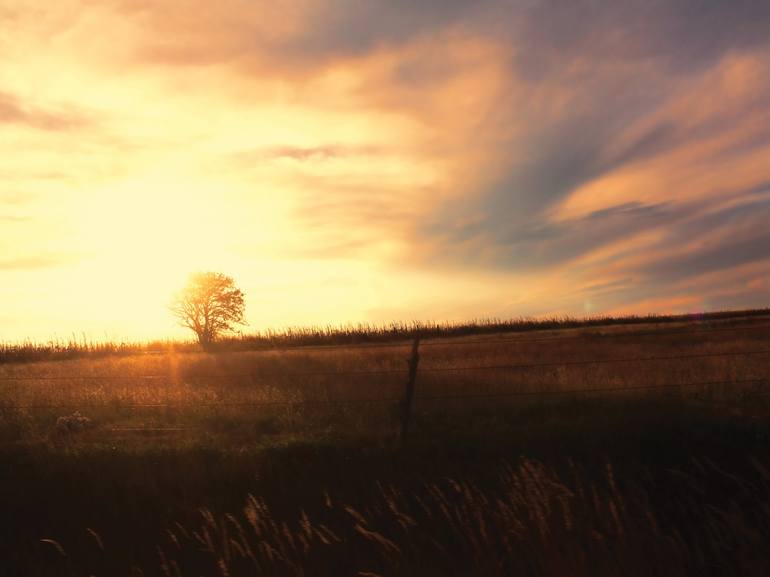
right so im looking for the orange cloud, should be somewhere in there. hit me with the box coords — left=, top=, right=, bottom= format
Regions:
left=2, top=0, right=770, bottom=341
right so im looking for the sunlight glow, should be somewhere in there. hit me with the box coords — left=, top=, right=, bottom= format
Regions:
left=2, top=1, right=769, bottom=342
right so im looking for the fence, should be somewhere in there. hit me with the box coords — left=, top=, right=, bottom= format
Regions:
left=1, top=321, right=769, bottom=442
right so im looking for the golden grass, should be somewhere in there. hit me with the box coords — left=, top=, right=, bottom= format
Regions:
left=1, top=313, right=769, bottom=446
left=3, top=312, right=770, bottom=576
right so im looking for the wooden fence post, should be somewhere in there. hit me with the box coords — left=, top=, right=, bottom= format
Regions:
left=400, top=337, right=421, bottom=446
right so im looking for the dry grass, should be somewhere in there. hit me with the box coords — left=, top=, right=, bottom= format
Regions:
left=2, top=311, right=770, bottom=576
left=3, top=307, right=769, bottom=364
left=25, top=454, right=770, bottom=577
left=1, top=311, right=769, bottom=446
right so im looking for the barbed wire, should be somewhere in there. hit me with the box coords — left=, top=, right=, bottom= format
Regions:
left=415, top=377, right=768, bottom=400
left=418, top=348, right=770, bottom=373
left=3, top=376, right=766, bottom=410
left=6, top=397, right=401, bottom=410
left=0, top=368, right=405, bottom=382
left=2, top=347, right=770, bottom=382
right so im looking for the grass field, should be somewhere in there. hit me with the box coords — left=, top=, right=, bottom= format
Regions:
left=2, top=310, right=770, bottom=576
left=4, top=308, right=769, bottom=364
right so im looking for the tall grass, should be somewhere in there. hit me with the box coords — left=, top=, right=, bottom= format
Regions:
left=24, top=453, right=770, bottom=576
left=3, top=307, right=769, bottom=364
left=2, top=311, right=770, bottom=576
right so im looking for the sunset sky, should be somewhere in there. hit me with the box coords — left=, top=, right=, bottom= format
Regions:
left=2, top=0, right=770, bottom=342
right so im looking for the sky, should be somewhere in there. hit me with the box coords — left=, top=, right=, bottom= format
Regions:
left=1, top=0, right=770, bottom=342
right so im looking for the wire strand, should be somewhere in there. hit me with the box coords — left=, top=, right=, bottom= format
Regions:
left=6, top=377, right=766, bottom=410
left=3, top=347, right=770, bottom=382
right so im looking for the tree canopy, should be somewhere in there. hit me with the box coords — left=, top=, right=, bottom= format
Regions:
left=170, top=272, right=245, bottom=348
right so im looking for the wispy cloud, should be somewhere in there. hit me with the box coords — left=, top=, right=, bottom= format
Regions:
left=0, top=255, right=69, bottom=270
left=0, top=90, right=91, bottom=132
left=232, top=144, right=384, bottom=163
left=0, top=214, right=31, bottom=222
left=1, top=0, right=770, bottom=340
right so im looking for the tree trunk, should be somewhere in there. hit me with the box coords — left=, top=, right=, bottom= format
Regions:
left=197, top=331, right=213, bottom=351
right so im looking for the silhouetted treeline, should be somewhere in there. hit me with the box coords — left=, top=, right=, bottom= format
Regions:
left=2, top=307, right=769, bottom=364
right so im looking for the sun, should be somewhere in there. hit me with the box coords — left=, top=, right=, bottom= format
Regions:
left=70, top=170, right=237, bottom=338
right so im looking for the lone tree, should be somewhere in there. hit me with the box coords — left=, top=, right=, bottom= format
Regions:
left=170, top=272, right=245, bottom=348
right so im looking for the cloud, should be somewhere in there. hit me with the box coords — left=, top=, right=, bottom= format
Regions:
left=423, top=201, right=677, bottom=272
left=642, top=197, right=770, bottom=283
left=233, top=144, right=384, bottom=163
left=0, top=255, right=67, bottom=270
left=0, top=191, right=36, bottom=206
left=385, top=3, right=770, bottom=318
left=485, top=0, right=770, bottom=82
left=3, top=0, right=770, bottom=334
left=0, top=90, right=91, bottom=132
left=0, top=214, right=31, bottom=223
left=111, top=0, right=770, bottom=79
left=112, top=0, right=478, bottom=71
